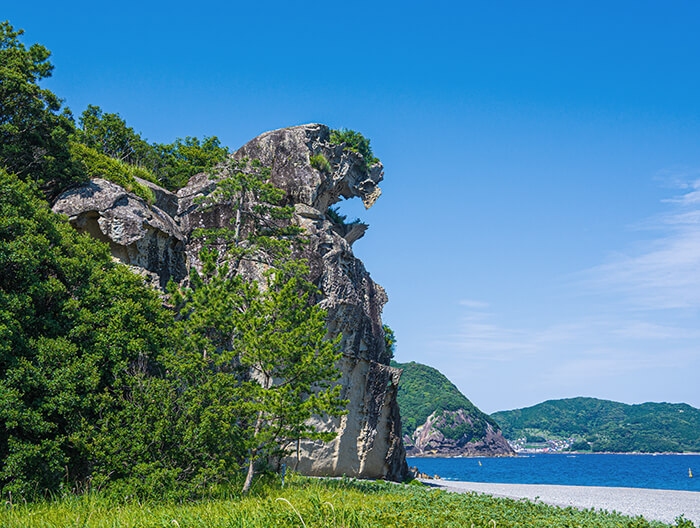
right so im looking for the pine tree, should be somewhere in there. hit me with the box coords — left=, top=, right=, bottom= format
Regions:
left=171, top=159, right=347, bottom=494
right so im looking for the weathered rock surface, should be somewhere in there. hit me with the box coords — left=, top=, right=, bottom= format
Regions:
left=404, top=409, right=515, bottom=457
left=52, top=124, right=409, bottom=481
left=53, top=178, right=186, bottom=289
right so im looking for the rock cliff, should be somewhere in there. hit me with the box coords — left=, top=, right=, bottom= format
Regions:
left=53, top=124, right=409, bottom=481
left=392, top=360, right=515, bottom=457
left=404, top=409, right=514, bottom=457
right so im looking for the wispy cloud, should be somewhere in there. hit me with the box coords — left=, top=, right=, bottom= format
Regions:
left=458, top=299, right=490, bottom=308
left=427, top=175, right=700, bottom=411
left=582, top=175, right=700, bottom=309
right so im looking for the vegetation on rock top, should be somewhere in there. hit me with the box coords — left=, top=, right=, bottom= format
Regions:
left=77, top=104, right=230, bottom=192
left=68, top=141, right=157, bottom=202
left=330, top=128, right=380, bottom=169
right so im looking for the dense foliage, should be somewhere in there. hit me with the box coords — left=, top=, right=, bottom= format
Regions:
left=0, top=170, right=173, bottom=495
left=0, top=22, right=228, bottom=198
left=2, top=474, right=688, bottom=528
left=77, top=105, right=230, bottom=191
left=0, top=164, right=346, bottom=498
left=77, top=105, right=152, bottom=164
left=0, top=22, right=82, bottom=197
left=491, top=397, right=700, bottom=453
left=330, top=128, right=379, bottom=169
left=391, top=361, right=496, bottom=437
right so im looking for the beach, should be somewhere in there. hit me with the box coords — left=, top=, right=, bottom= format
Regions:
left=420, top=479, right=700, bottom=525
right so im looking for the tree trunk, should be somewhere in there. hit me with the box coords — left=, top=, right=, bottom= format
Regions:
left=242, top=455, right=255, bottom=494
left=233, top=203, right=242, bottom=244
left=242, top=409, right=264, bottom=494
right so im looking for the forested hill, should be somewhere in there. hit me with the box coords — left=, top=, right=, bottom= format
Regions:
left=391, top=361, right=496, bottom=437
left=491, top=397, right=700, bottom=453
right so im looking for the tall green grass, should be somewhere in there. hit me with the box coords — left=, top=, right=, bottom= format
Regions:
left=69, top=141, right=157, bottom=203
left=1, top=474, right=687, bottom=528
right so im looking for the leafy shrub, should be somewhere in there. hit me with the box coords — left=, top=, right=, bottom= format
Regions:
left=310, top=153, right=331, bottom=173
left=149, top=135, right=229, bottom=191
left=329, top=128, right=379, bottom=168
left=77, top=105, right=152, bottom=165
left=0, top=170, right=172, bottom=497
left=77, top=106, right=229, bottom=191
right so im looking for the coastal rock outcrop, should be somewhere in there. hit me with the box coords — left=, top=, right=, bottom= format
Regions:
left=393, top=360, right=515, bottom=457
left=52, top=124, right=409, bottom=481
left=404, top=409, right=515, bottom=457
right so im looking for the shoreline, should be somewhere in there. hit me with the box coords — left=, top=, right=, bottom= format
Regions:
left=420, top=479, right=700, bottom=525
left=407, top=451, right=700, bottom=458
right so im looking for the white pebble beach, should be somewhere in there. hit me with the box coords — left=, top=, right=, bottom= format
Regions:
left=420, top=479, right=700, bottom=525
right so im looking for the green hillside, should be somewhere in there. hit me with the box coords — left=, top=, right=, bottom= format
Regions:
left=391, top=360, right=496, bottom=437
left=491, top=397, right=700, bottom=453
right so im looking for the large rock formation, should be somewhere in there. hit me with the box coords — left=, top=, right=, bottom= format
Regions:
left=52, top=177, right=186, bottom=289
left=404, top=409, right=515, bottom=457
left=52, top=124, right=409, bottom=481
left=393, top=360, right=514, bottom=457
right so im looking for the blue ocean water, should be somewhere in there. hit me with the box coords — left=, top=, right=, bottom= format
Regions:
left=408, top=454, right=700, bottom=492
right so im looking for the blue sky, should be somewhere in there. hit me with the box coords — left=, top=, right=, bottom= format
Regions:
left=7, top=1, right=700, bottom=412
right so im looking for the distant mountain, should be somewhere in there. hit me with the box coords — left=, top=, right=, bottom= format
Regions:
left=392, top=361, right=513, bottom=456
left=491, top=397, right=700, bottom=453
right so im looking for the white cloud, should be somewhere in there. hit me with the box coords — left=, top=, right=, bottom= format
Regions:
left=428, top=175, right=700, bottom=411
left=582, top=177, right=700, bottom=309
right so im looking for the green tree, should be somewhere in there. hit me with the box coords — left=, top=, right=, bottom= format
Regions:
left=172, top=160, right=346, bottom=494
left=151, top=136, right=229, bottom=191
left=76, top=105, right=229, bottom=191
left=329, top=128, right=379, bottom=169
left=0, top=169, right=171, bottom=496
left=77, top=105, right=152, bottom=165
left=0, top=22, right=82, bottom=196
left=383, top=324, right=396, bottom=360
left=192, top=157, right=304, bottom=270
left=237, top=262, right=344, bottom=493
left=79, top=248, right=249, bottom=499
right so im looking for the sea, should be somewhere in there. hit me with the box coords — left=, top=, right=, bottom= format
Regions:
left=408, top=453, right=700, bottom=492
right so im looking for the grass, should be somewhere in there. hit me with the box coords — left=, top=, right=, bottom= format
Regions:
left=0, top=474, right=688, bottom=528
left=69, top=141, right=157, bottom=203
left=309, top=153, right=332, bottom=174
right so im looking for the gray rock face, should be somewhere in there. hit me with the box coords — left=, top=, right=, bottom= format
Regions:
left=53, top=178, right=186, bottom=289
left=234, top=123, right=383, bottom=211
left=51, top=124, right=409, bottom=482
left=404, top=409, right=515, bottom=457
